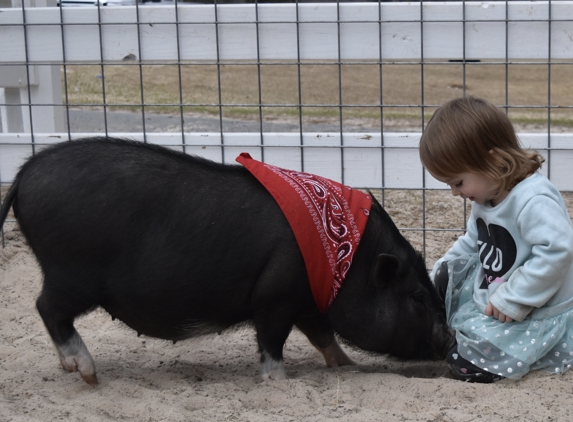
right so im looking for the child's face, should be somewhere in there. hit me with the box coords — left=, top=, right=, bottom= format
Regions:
left=430, top=171, right=504, bottom=206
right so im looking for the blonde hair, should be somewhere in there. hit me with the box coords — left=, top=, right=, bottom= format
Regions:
left=419, top=96, right=544, bottom=197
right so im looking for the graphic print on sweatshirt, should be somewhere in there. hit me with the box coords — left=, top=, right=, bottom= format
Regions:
left=477, top=218, right=517, bottom=289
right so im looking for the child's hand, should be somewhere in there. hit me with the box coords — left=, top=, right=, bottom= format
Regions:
left=485, top=302, right=513, bottom=323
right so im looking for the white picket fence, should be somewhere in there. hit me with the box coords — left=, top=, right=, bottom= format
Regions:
left=1, top=1, right=573, bottom=190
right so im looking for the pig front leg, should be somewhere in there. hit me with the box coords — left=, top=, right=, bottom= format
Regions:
left=295, top=315, right=355, bottom=367
left=256, top=314, right=354, bottom=380
left=254, top=314, right=292, bottom=380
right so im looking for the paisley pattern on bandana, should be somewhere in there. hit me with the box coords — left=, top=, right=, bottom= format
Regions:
left=236, top=153, right=372, bottom=313
left=267, top=164, right=367, bottom=306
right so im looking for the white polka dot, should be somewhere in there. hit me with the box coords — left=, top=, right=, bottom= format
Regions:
left=507, top=368, right=513, bottom=373
left=563, top=343, right=568, bottom=348
left=500, top=351, right=505, bottom=356
left=531, top=339, right=536, bottom=344
left=517, top=362, right=523, bottom=367
left=504, top=330, right=510, bottom=335
left=555, top=352, right=560, bottom=357
left=526, top=331, right=530, bottom=336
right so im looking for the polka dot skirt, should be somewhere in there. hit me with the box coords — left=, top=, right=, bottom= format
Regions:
left=443, top=255, right=573, bottom=379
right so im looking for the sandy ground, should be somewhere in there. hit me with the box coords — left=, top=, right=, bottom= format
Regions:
left=2, top=189, right=573, bottom=422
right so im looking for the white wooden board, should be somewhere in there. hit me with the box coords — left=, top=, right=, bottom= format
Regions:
left=1, top=132, right=571, bottom=190
left=1, top=2, right=573, bottom=63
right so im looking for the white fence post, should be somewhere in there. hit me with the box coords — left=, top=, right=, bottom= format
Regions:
left=0, top=88, right=25, bottom=132
left=0, top=0, right=66, bottom=134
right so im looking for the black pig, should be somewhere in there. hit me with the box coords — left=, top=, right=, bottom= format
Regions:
left=0, top=137, right=453, bottom=385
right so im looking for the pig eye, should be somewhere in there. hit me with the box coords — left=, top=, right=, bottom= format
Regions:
left=411, top=293, right=426, bottom=307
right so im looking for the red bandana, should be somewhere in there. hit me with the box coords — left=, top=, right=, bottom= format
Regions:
left=236, top=153, right=372, bottom=313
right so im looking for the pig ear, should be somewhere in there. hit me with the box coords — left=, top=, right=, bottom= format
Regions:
left=374, top=253, right=401, bottom=286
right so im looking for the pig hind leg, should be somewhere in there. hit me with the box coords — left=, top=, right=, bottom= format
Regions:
left=36, top=285, right=98, bottom=386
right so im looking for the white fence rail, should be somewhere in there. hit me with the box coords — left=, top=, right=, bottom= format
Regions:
left=1, top=2, right=572, bottom=189
left=2, top=2, right=573, bottom=62
left=2, top=132, right=573, bottom=190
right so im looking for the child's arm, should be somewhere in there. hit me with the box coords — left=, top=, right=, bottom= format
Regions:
left=488, top=196, right=573, bottom=321
left=430, top=209, right=479, bottom=280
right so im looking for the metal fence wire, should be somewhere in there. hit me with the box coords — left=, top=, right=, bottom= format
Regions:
left=1, top=0, right=572, bottom=266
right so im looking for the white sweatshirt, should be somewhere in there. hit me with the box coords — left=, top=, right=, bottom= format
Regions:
left=431, top=171, right=573, bottom=321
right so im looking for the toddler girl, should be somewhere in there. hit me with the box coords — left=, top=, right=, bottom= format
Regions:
left=420, top=96, right=573, bottom=383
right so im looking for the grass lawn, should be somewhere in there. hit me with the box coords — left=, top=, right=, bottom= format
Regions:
left=62, top=60, right=573, bottom=129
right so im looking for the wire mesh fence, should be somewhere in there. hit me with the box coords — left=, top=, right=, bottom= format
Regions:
left=1, top=1, right=573, bottom=264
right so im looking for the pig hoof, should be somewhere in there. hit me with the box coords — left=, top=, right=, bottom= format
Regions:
left=261, top=353, right=287, bottom=380
left=81, top=372, right=99, bottom=386
left=261, top=368, right=287, bottom=381
left=56, top=336, right=97, bottom=385
left=60, top=354, right=98, bottom=385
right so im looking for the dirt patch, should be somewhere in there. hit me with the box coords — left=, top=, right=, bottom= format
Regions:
left=2, top=188, right=573, bottom=421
